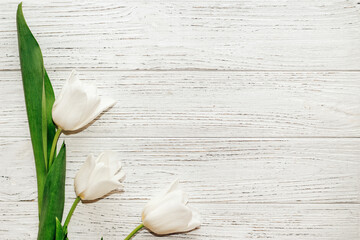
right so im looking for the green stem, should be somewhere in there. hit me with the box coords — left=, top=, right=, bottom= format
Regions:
left=48, top=128, right=62, bottom=168
left=124, top=223, right=144, bottom=240
left=63, top=196, right=81, bottom=229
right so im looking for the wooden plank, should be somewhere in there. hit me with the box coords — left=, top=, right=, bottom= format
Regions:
left=1, top=137, right=359, bottom=203
left=0, top=201, right=358, bottom=239
left=2, top=1, right=359, bottom=239
left=1, top=70, right=359, bottom=137
left=1, top=0, right=360, bottom=70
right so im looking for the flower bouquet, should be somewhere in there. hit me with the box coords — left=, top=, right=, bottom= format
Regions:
left=16, top=3, right=200, bottom=239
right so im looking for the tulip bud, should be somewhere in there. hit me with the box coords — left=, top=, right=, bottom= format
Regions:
left=74, top=152, right=125, bottom=201
left=52, top=70, right=116, bottom=131
left=141, top=180, right=201, bottom=235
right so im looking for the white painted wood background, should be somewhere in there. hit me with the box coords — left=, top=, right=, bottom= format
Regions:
left=1, top=0, right=359, bottom=239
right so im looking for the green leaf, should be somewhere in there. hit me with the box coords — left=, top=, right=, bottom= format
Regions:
left=55, top=218, right=65, bottom=240
left=44, top=70, right=56, bottom=162
left=38, top=143, right=66, bottom=240
left=16, top=3, right=56, bottom=216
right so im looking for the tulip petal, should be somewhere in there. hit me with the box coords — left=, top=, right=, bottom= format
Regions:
left=141, top=179, right=200, bottom=235
left=55, top=70, right=76, bottom=103
left=74, top=154, right=95, bottom=196
left=52, top=72, right=89, bottom=130
left=96, top=151, right=111, bottom=165
left=81, top=179, right=122, bottom=201
left=143, top=202, right=193, bottom=235
left=78, top=84, right=100, bottom=126
left=166, top=189, right=189, bottom=204
left=74, top=151, right=125, bottom=201
left=87, top=163, right=112, bottom=185
left=142, top=183, right=186, bottom=222
left=73, top=96, right=116, bottom=131
left=52, top=70, right=116, bottom=131
left=184, top=209, right=201, bottom=232
left=97, top=152, right=122, bottom=176
left=166, top=179, right=180, bottom=194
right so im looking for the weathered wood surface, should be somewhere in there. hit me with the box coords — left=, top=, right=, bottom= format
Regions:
left=1, top=0, right=360, bottom=70
left=1, top=137, right=359, bottom=203
left=1, top=202, right=359, bottom=239
left=1, top=0, right=359, bottom=239
left=1, top=70, right=360, bottom=138
left=0, top=137, right=359, bottom=238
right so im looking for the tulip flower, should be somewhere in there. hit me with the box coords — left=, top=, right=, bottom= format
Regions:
left=124, top=180, right=201, bottom=240
left=52, top=69, right=116, bottom=132
left=63, top=152, right=125, bottom=229
left=74, top=152, right=125, bottom=201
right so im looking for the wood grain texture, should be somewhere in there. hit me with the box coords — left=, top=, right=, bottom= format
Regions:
left=0, top=202, right=359, bottom=240
left=1, top=137, right=359, bottom=203
left=1, top=70, right=360, bottom=138
left=1, top=0, right=360, bottom=70
left=1, top=0, right=360, bottom=239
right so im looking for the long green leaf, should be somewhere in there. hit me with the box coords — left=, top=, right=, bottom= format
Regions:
left=17, top=2, right=46, bottom=214
left=16, top=3, right=57, bottom=216
left=44, top=70, right=56, bottom=162
left=55, top=218, right=66, bottom=240
left=38, top=143, right=67, bottom=240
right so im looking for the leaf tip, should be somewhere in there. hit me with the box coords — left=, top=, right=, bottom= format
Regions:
left=16, top=2, right=24, bottom=29
left=17, top=2, right=23, bottom=15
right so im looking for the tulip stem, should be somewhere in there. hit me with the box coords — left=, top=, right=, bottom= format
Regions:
left=63, top=196, right=81, bottom=229
left=48, top=128, right=62, bottom=169
left=124, top=223, right=144, bottom=240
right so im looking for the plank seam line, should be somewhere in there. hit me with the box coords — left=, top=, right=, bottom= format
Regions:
left=1, top=136, right=360, bottom=139
left=3, top=69, right=360, bottom=73
left=2, top=201, right=359, bottom=205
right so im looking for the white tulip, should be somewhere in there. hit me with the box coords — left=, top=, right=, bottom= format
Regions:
left=74, top=152, right=125, bottom=201
left=52, top=70, right=116, bottom=131
left=141, top=180, right=201, bottom=235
